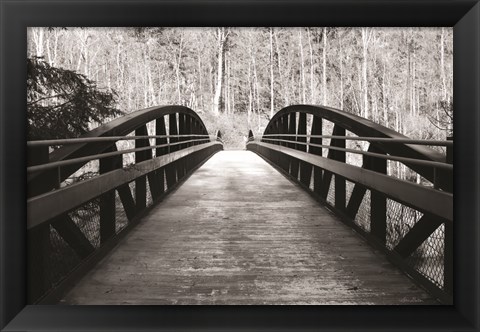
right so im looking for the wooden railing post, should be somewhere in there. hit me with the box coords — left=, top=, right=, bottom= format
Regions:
left=288, top=112, right=297, bottom=150
left=310, top=116, right=323, bottom=197
left=27, top=224, right=50, bottom=303
left=332, top=125, right=346, bottom=211
left=288, top=112, right=299, bottom=178
left=27, top=144, right=51, bottom=302
left=368, top=145, right=387, bottom=244
left=280, top=115, right=290, bottom=172
left=177, top=113, right=186, bottom=180
left=444, top=136, right=453, bottom=293
left=27, top=145, right=50, bottom=197
left=298, top=113, right=311, bottom=187
left=154, top=116, right=168, bottom=197
left=169, top=113, right=179, bottom=152
left=185, top=115, right=192, bottom=148
left=166, top=113, right=179, bottom=188
left=273, top=120, right=279, bottom=146
left=281, top=114, right=288, bottom=147
left=135, top=126, right=150, bottom=212
left=100, top=144, right=120, bottom=243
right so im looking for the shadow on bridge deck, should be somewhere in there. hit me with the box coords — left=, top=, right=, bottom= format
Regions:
left=61, top=150, right=436, bottom=305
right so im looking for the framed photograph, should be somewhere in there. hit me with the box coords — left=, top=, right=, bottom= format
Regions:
left=1, top=0, right=479, bottom=331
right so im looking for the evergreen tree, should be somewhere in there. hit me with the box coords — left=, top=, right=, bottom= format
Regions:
left=27, top=57, right=122, bottom=140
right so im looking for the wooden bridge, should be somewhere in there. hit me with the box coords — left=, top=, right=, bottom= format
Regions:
left=26, top=105, right=453, bottom=305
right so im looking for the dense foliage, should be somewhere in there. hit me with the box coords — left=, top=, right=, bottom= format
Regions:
left=27, top=57, right=121, bottom=140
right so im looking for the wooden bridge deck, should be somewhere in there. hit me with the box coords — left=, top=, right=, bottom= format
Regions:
left=61, top=150, right=435, bottom=305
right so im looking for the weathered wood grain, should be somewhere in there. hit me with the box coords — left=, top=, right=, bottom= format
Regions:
left=61, top=151, right=435, bottom=305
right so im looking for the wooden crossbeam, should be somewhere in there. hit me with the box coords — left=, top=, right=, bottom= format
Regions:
left=51, top=215, right=95, bottom=258
left=393, top=214, right=443, bottom=258
left=116, top=184, right=136, bottom=221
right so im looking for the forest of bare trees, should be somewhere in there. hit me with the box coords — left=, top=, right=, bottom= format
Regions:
left=27, top=27, right=453, bottom=148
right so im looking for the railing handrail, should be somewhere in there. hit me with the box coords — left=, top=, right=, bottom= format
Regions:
left=27, top=138, right=212, bottom=174
left=260, top=104, right=450, bottom=187
left=27, top=105, right=211, bottom=197
left=27, top=134, right=211, bottom=147
left=260, top=134, right=453, bottom=147
left=27, top=142, right=221, bottom=229
left=258, top=138, right=453, bottom=171
left=252, top=141, right=452, bottom=222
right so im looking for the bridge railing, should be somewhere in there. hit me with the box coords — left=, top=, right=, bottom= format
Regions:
left=247, top=105, right=453, bottom=304
left=26, top=105, right=223, bottom=304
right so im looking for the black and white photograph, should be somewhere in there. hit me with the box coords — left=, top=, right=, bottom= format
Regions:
left=25, top=26, right=454, bottom=306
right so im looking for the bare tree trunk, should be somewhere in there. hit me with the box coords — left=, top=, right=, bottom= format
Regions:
left=412, top=46, right=416, bottom=117
left=322, top=28, right=327, bottom=106
left=225, top=51, right=231, bottom=114
left=269, top=28, right=275, bottom=119
left=33, top=28, right=45, bottom=58
left=339, top=31, right=344, bottom=110
left=273, top=30, right=289, bottom=107
left=197, top=53, right=203, bottom=111
left=382, top=62, right=388, bottom=125
left=173, top=35, right=184, bottom=105
left=213, top=27, right=229, bottom=115
left=250, top=46, right=260, bottom=117
left=406, top=29, right=412, bottom=116
left=307, top=28, right=315, bottom=104
left=361, top=27, right=371, bottom=119
left=247, top=62, right=253, bottom=126
left=298, top=29, right=306, bottom=104
left=440, top=27, right=447, bottom=101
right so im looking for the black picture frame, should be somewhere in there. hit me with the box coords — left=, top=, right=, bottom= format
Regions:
left=1, top=0, right=479, bottom=331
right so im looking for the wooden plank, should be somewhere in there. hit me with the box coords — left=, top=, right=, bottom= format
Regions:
left=61, top=151, right=434, bottom=305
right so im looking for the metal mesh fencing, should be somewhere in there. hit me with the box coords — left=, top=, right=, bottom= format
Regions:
left=326, top=174, right=335, bottom=206
left=48, top=226, right=81, bottom=288
left=386, top=199, right=422, bottom=249
left=354, top=189, right=371, bottom=232
left=115, top=191, right=129, bottom=234
left=69, top=198, right=101, bottom=249
left=406, top=224, right=445, bottom=288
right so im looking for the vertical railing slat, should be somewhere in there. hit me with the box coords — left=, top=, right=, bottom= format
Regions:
left=332, top=125, right=346, bottom=211
left=135, top=125, right=150, bottom=211
left=166, top=113, right=179, bottom=188
left=298, top=113, right=311, bottom=187
left=310, top=115, right=323, bottom=196
left=100, top=144, right=120, bottom=243
left=368, top=144, right=387, bottom=245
